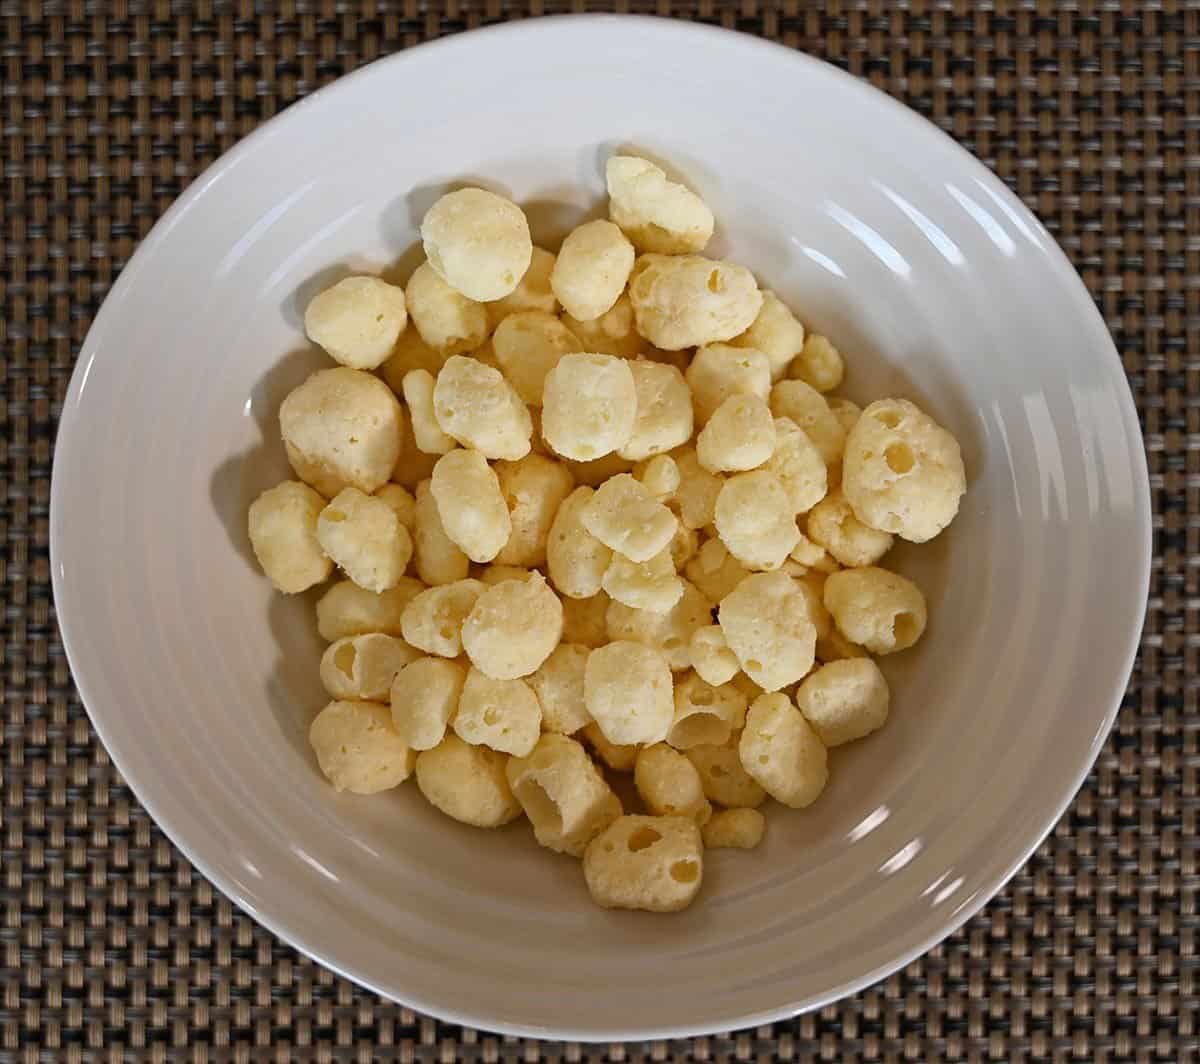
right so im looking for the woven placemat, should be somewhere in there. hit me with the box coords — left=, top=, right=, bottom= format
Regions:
left=1, top=1, right=1195, bottom=1060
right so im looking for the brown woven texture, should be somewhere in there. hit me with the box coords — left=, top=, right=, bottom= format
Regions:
left=0, top=0, right=1195, bottom=1060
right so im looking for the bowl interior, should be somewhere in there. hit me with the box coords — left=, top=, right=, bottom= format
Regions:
left=51, top=17, right=1149, bottom=1040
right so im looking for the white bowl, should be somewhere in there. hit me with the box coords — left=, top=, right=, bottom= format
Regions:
left=51, top=16, right=1150, bottom=1041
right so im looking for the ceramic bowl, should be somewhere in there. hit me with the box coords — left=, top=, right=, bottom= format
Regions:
left=51, top=16, right=1151, bottom=1040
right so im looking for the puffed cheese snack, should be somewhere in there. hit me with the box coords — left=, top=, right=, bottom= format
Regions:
left=421, top=187, right=533, bottom=302
left=795, top=658, right=890, bottom=747
left=685, top=739, right=766, bottom=809
left=406, top=261, right=489, bottom=355
left=547, top=486, right=613, bottom=599
left=602, top=548, right=683, bottom=614
left=432, top=355, right=532, bottom=462
left=491, top=310, right=582, bottom=407
left=401, top=369, right=456, bottom=455
left=685, top=343, right=772, bottom=426
left=304, top=275, right=408, bottom=370
left=629, top=254, right=762, bottom=351
left=415, top=734, right=522, bottom=828
left=584, top=641, right=674, bottom=746
left=605, top=156, right=715, bottom=255
left=635, top=744, right=711, bottom=825
left=400, top=578, right=485, bottom=658
left=730, top=290, right=806, bottom=381
left=739, top=692, right=829, bottom=809
left=696, top=394, right=777, bottom=473
left=390, top=656, right=467, bottom=750
left=684, top=537, right=750, bottom=604
left=542, top=353, right=638, bottom=461
left=713, top=470, right=801, bottom=571
left=527, top=643, right=592, bottom=734
left=806, top=488, right=894, bottom=567
left=454, top=667, right=542, bottom=757
left=618, top=361, right=694, bottom=462
left=280, top=367, right=404, bottom=496
left=605, top=580, right=710, bottom=671
left=461, top=572, right=563, bottom=679
left=688, top=625, right=740, bottom=687
left=582, top=721, right=639, bottom=772
left=375, top=483, right=416, bottom=530
left=670, top=447, right=723, bottom=531
left=667, top=672, right=749, bottom=749
left=769, top=379, right=846, bottom=468
left=767, top=417, right=828, bottom=515
left=389, top=413, right=440, bottom=489
left=507, top=734, right=622, bottom=856
left=581, top=473, right=678, bottom=563
left=827, top=396, right=863, bottom=435
left=583, top=815, right=703, bottom=912
left=430, top=449, right=511, bottom=563
left=841, top=398, right=966, bottom=543
left=413, top=480, right=470, bottom=586
left=634, top=454, right=680, bottom=499
left=702, top=808, right=766, bottom=850
left=493, top=454, right=575, bottom=568
left=789, top=333, right=845, bottom=393
left=320, top=633, right=419, bottom=702
left=550, top=219, right=636, bottom=321
left=485, top=246, right=557, bottom=329
left=315, top=577, right=424, bottom=641
left=381, top=327, right=449, bottom=393
left=561, top=294, right=643, bottom=359
left=823, top=566, right=927, bottom=654
left=718, top=571, right=817, bottom=692
left=309, top=700, right=416, bottom=794
left=317, top=487, right=413, bottom=593
left=248, top=481, right=333, bottom=593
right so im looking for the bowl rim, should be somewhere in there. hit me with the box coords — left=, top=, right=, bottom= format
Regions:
left=50, top=13, right=1153, bottom=1040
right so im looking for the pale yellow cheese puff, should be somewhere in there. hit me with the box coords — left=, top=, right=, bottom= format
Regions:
left=635, top=744, right=712, bottom=825
left=550, top=219, right=636, bottom=322
left=696, top=394, right=777, bottom=474
left=493, top=454, right=575, bottom=568
left=304, top=275, right=408, bottom=370
left=581, top=473, right=678, bottom=564
left=605, top=579, right=711, bottom=672
left=399, top=578, right=486, bottom=658
left=309, top=700, right=416, bottom=794
left=718, top=571, right=817, bottom=692
left=390, top=657, right=467, bottom=751
left=629, top=254, right=762, bottom=351
left=582, top=815, right=703, bottom=912
left=484, top=247, right=557, bottom=330
left=401, top=369, right=456, bottom=455
left=605, top=155, right=714, bottom=255
left=454, top=667, right=542, bottom=757
left=702, top=808, right=765, bottom=850
left=415, top=734, right=522, bottom=828
left=684, top=738, right=767, bottom=809
left=420, top=187, right=532, bottom=302
left=684, top=537, right=750, bottom=604
left=317, top=487, right=413, bottom=593
left=769, top=379, right=846, bottom=468
left=687, top=625, right=740, bottom=687
left=247, top=480, right=333, bottom=594
left=619, top=361, right=694, bottom=462
left=739, top=692, right=828, bottom=809
left=666, top=671, right=750, bottom=751
left=315, top=577, right=425, bottom=641
left=406, top=261, right=489, bottom=355
left=729, top=290, right=806, bottom=381
left=432, top=355, right=532, bottom=462
left=602, top=547, right=683, bottom=614
left=670, top=447, right=723, bottom=531
left=542, top=353, right=638, bottom=462
left=685, top=343, right=772, bottom=426
left=562, top=293, right=644, bottom=359
left=527, top=643, right=592, bottom=735
left=713, top=470, right=801, bottom=571
left=823, top=566, right=927, bottom=654
left=413, top=480, right=470, bottom=586
left=547, top=486, right=614, bottom=600
left=491, top=310, right=583, bottom=407
left=767, top=417, right=828, bottom=515
left=806, top=488, right=894, bottom=568
left=461, top=572, right=563, bottom=680
left=789, top=333, right=845, bottom=393
left=320, top=633, right=419, bottom=702
left=584, top=640, right=674, bottom=746
left=795, top=658, right=890, bottom=747
left=430, top=449, right=512, bottom=564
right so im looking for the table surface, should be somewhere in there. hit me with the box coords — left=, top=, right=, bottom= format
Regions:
left=1, top=1, right=1196, bottom=1061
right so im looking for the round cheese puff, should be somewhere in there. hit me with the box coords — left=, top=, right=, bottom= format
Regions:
left=602, top=548, right=683, bottom=614
left=685, top=343, right=772, bottom=426
left=283, top=442, right=347, bottom=500
left=375, top=483, right=416, bottom=531
left=550, top=219, right=636, bottom=322
left=527, top=643, right=592, bottom=735
left=390, top=415, right=440, bottom=489
left=454, top=667, right=542, bottom=757
left=317, top=487, right=413, bottom=593
left=634, top=744, right=712, bottom=825
left=432, top=355, right=532, bottom=462
left=390, top=656, right=467, bottom=750
left=507, top=733, right=622, bottom=856
left=560, top=452, right=635, bottom=488
left=561, top=293, right=643, bottom=359
left=685, top=537, right=750, bottom=604
left=629, top=254, right=762, bottom=351
left=415, top=733, right=522, bottom=828
left=806, top=488, right=894, bottom=568
left=827, top=396, right=863, bottom=436
left=688, top=624, right=740, bottom=687
left=584, top=641, right=674, bottom=746
left=634, top=454, right=680, bottom=500
left=547, top=486, right=613, bottom=599
left=406, top=261, right=489, bottom=355
left=542, top=352, right=638, bottom=462
left=794, top=574, right=833, bottom=642
left=841, top=398, right=966, bottom=543
left=730, top=290, right=805, bottom=381
left=582, top=814, right=704, bottom=913
left=795, top=658, right=889, bottom=747
left=490, top=310, right=582, bottom=407
left=767, top=417, right=828, bottom=515
left=618, top=361, right=693, bottom=462
left=719, top=571, right=817, bottom=692
left=669, top=524, right=700, bottom=570
left=280, top=367, right=404, bottom=496
left=605, top=579, right=711, bottom=671
left=789, top=529, right=832, bottom=569
left=421, top=187, right=532, bottom=302
left=815, top=625, right=869, bottom=664
left=430, top=450, right=511, bottom=564
left=702, top=807, right=766, bottom=850
left=413, top=480, right=470, bottom=586
left=581, top=721, right=638, bottom=773
left=461, top=572, right=563, bottom=679
left=304, top=275, right=407, bottom=370
left=581, top=473, right=678, bottom=563
left=685, top=738, right=767, bottom=808
left=696, top=395, right=777, bottom=474
left=605, top=156, right=715, bottom=255
left=667, top=672, right=749, bottom=750
left=247, top=481, right=333, bottom=594
left=309, top=700, right=416, bottom=794
left=381, top=322, right=450, bottom=394
left=739, top=692, right=828, bottom=809
left=493, top=454, right=575, bottom=568
left=401, top=369, right=456, bottom=455
left=790, top=333, right=845, bottom=393
left=400, top=578, right=486, bottom=658
left=485, top=246, right=558, bottom=330
left=714, top=470, right=801, bottom=571
left=823, top=566, right=927, bottom=654
left=320, top=633, right=419, bottom=702
left=561, top=593, right=611, bottom=649
left=315, top=577, right=425, bottom=641
left=670, top=447, right=723, bottom=531
left=769, top=379, right=846, bottom=468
